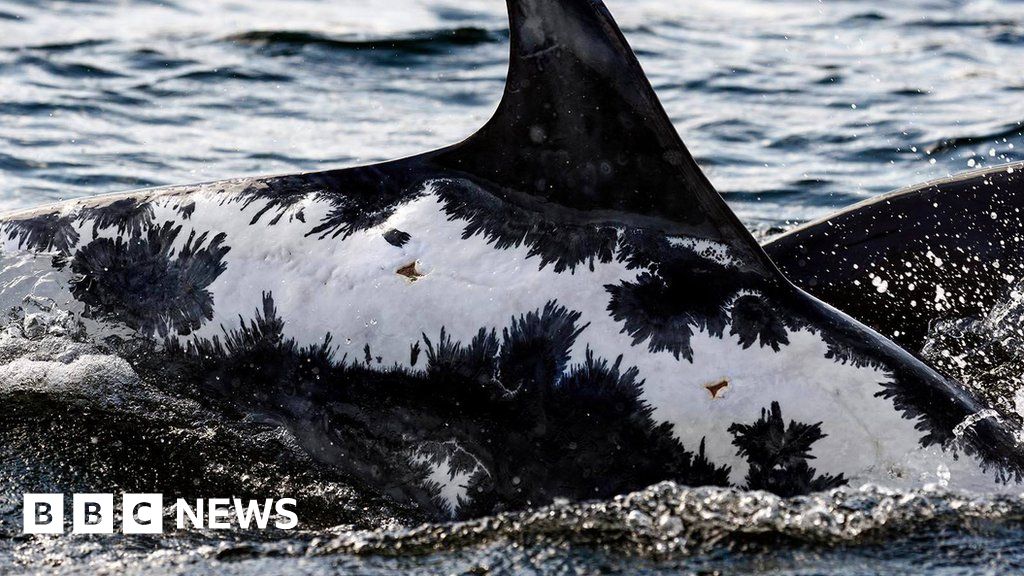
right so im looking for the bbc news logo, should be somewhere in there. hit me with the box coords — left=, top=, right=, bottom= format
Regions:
left=23, top=494, right=298, bottom=534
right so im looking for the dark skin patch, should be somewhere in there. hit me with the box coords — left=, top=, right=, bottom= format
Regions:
left=383, top=228, right=411, bottom=248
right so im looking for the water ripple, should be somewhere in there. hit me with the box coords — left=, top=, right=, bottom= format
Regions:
left=224, top=27, right=506, bottom=55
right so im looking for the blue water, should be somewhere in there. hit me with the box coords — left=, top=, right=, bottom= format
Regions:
left=2, top=0, right=1024, bottom=574
left=2, top=0, right=1023, bottom=228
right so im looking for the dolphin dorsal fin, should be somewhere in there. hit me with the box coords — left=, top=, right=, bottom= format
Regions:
left=436, top=0, right=768, bottom=267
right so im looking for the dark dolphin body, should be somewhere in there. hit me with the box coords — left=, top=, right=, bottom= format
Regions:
left=2, top=0, right=1023, bottom=520
left=767, top=163, right=1024, bottom=355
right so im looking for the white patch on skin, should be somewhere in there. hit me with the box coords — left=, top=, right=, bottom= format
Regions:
left=0, top=183, right=1002, bottom=493
left=424, top=459, right=471, bottom=519
left=648, top=327, right=993, bottom=490
left=414, top=441, right=483, bottom=518
left=667, top=237, right=739, bottom=267
left=178, top=189, right=644, bottom=371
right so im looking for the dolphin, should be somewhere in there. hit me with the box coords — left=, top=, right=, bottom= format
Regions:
left=1, top=0, right=1022, bottom=520
left=767, top=162, right=1024, bottom=356
left=765, top=162, right=1024, bottom=427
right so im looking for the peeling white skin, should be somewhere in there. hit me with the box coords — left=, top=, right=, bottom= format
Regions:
left=0, top=183, right=1001, bottom=495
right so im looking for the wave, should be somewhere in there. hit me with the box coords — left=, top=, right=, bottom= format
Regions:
left=0, top=39, right=109, bottom=52
left=925, top=121, right=1024, bottom=155
left=224, top=27, right=506, bottom=55
left=320, top=482, right=1024, bottom=558
left=8, top=476, right=1024, bottom=574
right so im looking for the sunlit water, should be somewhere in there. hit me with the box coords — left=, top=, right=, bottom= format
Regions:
left=2, top=0, right=1024, bottom=574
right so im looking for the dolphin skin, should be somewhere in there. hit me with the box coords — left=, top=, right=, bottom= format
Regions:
left=1, top=0, right=1022, bottom=520
left=767, top=163, right=1024, bottom=357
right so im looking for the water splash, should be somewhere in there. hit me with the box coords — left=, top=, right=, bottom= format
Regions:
left=921, top=281, right=1024, bottom=428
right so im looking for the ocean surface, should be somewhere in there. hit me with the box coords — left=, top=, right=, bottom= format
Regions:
left=2, top=0, right=1024, bottom=574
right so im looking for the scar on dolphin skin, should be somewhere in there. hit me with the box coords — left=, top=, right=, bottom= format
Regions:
left=705, top=379, right=729, bottom=399
left=397, top=261, right=425, bottom=282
